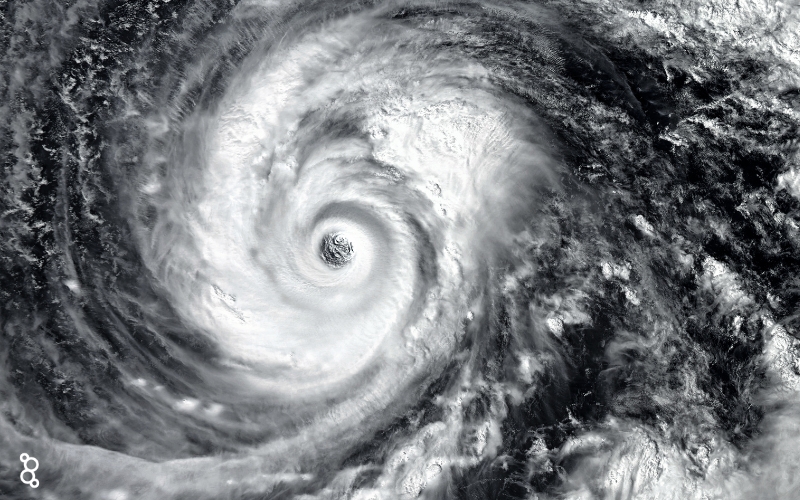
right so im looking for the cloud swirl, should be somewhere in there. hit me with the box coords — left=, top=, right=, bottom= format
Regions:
left=1, top=0, right=799, bottom=499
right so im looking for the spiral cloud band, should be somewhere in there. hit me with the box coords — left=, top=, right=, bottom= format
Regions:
left=1, top=0, right=799, bottom=499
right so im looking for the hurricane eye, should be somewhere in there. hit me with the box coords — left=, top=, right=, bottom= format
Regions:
left=320, top=232, right=354, bottom=268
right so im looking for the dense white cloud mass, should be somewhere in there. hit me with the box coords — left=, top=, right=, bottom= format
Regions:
left=0, top=0, right=798, bottom=499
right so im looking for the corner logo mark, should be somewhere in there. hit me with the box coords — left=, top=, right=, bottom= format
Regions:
left=20, top=453, right=39, bottom=488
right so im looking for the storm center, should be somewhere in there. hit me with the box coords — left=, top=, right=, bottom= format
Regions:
left=320, top=232, right=355, bottom=268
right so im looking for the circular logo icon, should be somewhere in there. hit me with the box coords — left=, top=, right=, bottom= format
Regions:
left=20, top=453, right=39, bottom=488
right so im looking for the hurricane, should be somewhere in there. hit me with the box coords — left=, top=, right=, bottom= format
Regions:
left=1, top=0, right=799, bottom=499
